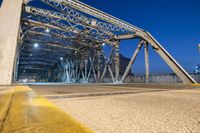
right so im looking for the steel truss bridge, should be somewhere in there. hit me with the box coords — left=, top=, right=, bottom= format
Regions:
left=0, top=0, right=197, bottom=84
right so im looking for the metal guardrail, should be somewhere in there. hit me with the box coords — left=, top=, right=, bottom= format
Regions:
left=129, top=73, right=200, bottom=83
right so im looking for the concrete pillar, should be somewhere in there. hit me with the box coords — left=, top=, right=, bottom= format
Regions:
left=0, top=0, right=23, bottom=85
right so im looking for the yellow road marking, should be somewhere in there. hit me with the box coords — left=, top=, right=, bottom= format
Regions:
left=191, top=84, right=200, bottom=86
left=0, top=86, right=93, bottom=133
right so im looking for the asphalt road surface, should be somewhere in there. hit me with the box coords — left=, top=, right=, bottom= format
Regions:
left=32, top=84, right=200, bottom=133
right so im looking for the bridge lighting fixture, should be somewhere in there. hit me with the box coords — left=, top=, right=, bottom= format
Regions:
left=102, top=43, right=105, bottom=46
left=60, top=57, right=63, bottom=60
left=34, top=43, right=39, bottom=48
left=45, top=28, right=50, bottom=33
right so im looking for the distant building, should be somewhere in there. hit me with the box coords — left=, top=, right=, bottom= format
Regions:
left=110, top=54, right=132, bottom=76
left=119, top=54, right=132, bottom=75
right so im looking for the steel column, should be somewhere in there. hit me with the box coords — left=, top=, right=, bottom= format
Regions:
left=114, top=43, right=120, bottom=82
left=144, top=42, right=149, bottom=83
left=97, top=50, right=101, bottom=82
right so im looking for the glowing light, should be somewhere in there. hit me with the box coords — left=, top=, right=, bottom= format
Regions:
left=23, top=79, right=28, bottom=83
left=45, top=28, right=50, bottom=33
left=60, top=57, right=63, bottom=60
left=34, top=43, right=39, bottom=48
left=102, top=43, right=105, bottom=46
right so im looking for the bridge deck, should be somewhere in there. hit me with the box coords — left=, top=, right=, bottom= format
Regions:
left=32, top=84, right=200, bottom=133
left=1, top=84, right=200, bottom=133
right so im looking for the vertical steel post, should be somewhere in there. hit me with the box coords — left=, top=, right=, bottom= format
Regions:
left=13, top=48, right=20, bottom=82
left=144, top=42, right=149, bottom=83
left=84, top=57, right=88, bottom=81
left=114, top=42, right=120, bottom=82
left=97, top=50, right=101, bottom=82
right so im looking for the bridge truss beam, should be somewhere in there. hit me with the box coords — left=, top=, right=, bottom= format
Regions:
left=0, top=0, right=196, bottom=84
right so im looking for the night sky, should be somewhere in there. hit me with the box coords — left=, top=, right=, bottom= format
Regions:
left=1, top=0, right=200, bottom=75
left=80, top=0, right=200, bottom=75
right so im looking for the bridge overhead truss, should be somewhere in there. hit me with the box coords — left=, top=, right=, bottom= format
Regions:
left=0, top=0, right=196, bottom=84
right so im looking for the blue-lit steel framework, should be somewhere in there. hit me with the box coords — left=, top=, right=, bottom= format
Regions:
left=16, top=0, right=196, bottom=84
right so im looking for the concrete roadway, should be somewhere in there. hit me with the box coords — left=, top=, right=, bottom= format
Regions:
left=31, top=84, right=200, bottom=133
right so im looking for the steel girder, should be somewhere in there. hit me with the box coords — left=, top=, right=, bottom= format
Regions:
left=49, top=0, right=195, bottom=84
left=17, top=0, right=196, bottom=84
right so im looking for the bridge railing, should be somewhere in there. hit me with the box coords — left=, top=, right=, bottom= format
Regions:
left=128, top=73, right=200, bottom=84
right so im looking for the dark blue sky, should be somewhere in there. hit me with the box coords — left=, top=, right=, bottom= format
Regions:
left=81, top=0, right=200, bottom=75
left=1, top=0, right=199, bottom=75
